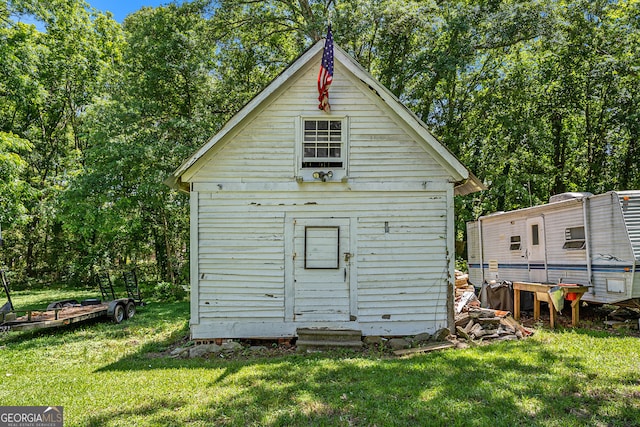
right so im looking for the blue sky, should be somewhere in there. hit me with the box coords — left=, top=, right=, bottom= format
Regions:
left=13, top=0, right=175, bottom=29
left=88, top=0, right=171, bottom=22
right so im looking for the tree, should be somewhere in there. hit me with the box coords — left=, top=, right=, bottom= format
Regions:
left=0, top=0, right=124, bottom=281
left=60, top=1, right=221, bottom=283
left=3, top=0, right=640, bottom=284
left=0, top=132, right=31, bottom=241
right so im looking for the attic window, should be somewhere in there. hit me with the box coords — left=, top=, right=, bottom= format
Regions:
left=563, top=226, right=586, bottom=250
left=302, top=119, right=343, bottom=168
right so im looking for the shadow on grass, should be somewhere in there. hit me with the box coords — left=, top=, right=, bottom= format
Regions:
left=92, top=327, right=640, bottom=426
left=7, top=297, right=635, bottom=426
left=83, top=397, right=187, bottom=427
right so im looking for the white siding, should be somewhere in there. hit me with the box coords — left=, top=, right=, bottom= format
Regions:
left=356, top=212, right=449, bottom=325
left=188, top=60, right=451, bottom=184
left=474, top=216, right=529, bottom=283
left=543, top=204, right=589, bottom=286
left=192, top=190, right=451, bottom=338
left=197, top=203, right=286, bottom=321
left=586, top=193, right=636, bottom=302
left=615, top=191, right=640, bottom=261
left=466, top=221, right=482, bottom=285
left=544, top=204, right=586, bottom=263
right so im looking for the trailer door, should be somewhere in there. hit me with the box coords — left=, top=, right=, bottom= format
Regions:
left=526, top=217, right=547, bottom=282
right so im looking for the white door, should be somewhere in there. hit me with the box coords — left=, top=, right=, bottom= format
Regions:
left=293, top=218, right=350, bottom=321
left=526, top=217, right=547, bottom=282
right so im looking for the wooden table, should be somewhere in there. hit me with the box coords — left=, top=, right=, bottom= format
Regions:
left=513, top=282, right=590, bottom=328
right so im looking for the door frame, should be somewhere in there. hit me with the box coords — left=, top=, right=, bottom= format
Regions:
left=526, top=216, right=547, bottom=282
left=284, top=214, right=357, bottom=322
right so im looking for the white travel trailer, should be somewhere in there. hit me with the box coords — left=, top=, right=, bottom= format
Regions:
left=467, top=191, right=640, bottom=306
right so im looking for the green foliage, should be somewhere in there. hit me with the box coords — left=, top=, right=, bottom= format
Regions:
left=151, top=281, right=187, bottom=302
left=0, top=132, right=31, bottom=225
left=2, top=0, right=640, bottom=283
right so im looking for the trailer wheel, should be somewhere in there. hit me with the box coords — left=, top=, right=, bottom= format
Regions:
left=125, top=301, right=136, bottom=319
left=112, top=303, right=125, bottom=323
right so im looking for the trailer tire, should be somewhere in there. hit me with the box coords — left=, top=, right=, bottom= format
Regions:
left=125, top=301, right=136, bottom=319
left=112, top=303, right=125, bottom=323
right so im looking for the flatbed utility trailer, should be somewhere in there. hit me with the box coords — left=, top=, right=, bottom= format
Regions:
left=1, top=299, right=136, bottom=332
left=1, top=270, right=138, bottom=332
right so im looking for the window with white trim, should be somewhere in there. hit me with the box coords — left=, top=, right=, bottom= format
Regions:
left=297, top=116, right=348, bottom=182
left=302, top=119, right=343, bottom=168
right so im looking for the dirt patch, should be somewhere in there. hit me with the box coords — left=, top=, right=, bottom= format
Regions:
left=518, top=303, right=640, bottom=336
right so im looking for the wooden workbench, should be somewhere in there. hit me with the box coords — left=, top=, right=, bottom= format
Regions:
left=513, top=282, right=590, bottom=328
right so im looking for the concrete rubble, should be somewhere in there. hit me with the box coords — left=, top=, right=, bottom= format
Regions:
left=453, top=270, right=533, bottom=343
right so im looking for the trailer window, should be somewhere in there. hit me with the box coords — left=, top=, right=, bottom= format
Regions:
left=563, top=226, right=586, bottom=250
left=510, top=236, right=521, bottom=251
left=531, top=224, right=539, bottom=246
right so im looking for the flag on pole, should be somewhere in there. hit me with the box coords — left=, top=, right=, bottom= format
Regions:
left=318, top=25, right=334, bottom=112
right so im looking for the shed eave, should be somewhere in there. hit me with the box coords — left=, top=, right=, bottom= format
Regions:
left=163, top=175, right=189, bottom=193
left=454, top=172, right=486, bottom=196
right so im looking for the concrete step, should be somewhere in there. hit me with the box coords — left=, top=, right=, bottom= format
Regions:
left=296, top=328, right=363, bottom=352
left=296, top=340, right=363, bottom=352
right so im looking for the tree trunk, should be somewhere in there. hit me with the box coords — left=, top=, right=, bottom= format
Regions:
left=620, top=133, right=637, bottom=189
left=25, top=217, right=40, bottom=278
left=551, top=112, right=566, bottom=195
left=496, top=162, right=511, bottom=212
left=162, top=210, right=176, bottom=285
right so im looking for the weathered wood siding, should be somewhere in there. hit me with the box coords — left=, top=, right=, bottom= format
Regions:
left=187, top=58, right=451, bottom=184
left=191, top=190, right=451, bottom=338
left=356, top=211, right=448, bottom=325
left=197, top=199, right=286, bottom=321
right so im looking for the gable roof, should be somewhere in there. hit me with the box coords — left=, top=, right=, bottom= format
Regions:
left=168, top=40, right=485, bottom=195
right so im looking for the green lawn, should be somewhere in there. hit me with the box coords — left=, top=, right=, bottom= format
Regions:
left=1, top=289, right=639, bottom=426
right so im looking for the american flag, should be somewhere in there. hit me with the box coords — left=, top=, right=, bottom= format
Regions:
left=317, top=25, right=334, bottom=112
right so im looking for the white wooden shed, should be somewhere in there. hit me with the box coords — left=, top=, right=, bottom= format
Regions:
left=167, top=40, right=484, bottom=340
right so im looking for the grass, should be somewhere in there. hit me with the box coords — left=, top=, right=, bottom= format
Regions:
left=1, top=288, right=640, bottom=426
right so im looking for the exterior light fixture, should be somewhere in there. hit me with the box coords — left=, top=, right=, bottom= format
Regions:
left=312, top=171, right=333, bottom=182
